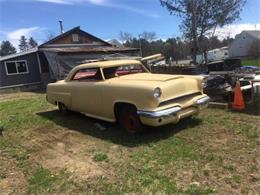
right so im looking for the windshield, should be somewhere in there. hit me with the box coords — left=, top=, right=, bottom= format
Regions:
left=103, top=64, right=147, bottom=79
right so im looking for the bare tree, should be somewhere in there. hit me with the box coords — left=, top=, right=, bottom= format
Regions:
left=140, top=32, right=157, bottom=42
left=160, top=0, right=247, bottom=63
left=119, top=31, right=133, bottom=43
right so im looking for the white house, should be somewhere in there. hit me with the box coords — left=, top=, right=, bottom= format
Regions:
left=229, top=30, right=260, bottom=58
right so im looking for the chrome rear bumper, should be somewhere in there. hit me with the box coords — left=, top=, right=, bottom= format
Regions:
left=137, top=96, right=210, bottom=118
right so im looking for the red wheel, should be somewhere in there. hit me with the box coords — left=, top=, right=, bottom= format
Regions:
left=119, top=106, right=143, bottom=133
left=58, top=102, right=69, bottom=113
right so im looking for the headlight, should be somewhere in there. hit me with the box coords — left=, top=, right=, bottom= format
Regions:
left=153, top=87, right=162, bottom=98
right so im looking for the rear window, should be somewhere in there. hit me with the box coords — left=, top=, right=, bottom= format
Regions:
left=103, top=64, right=146, bottom=79
left=72, top=68, right=102, bottom=81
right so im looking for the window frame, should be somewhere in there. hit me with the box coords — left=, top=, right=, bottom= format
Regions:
left=5, top=60, right=29, bottom=75
left=71, top=67, right=104, bottom=82
left=72, top=34, right=79, bottom=42
left=102, top=64, right=148, bottom=79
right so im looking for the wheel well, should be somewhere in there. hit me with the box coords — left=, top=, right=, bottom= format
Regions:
left=114, top=102, right=137, bottom=122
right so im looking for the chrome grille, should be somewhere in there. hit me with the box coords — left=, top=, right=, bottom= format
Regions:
left=159, top=92, right=202, bottom=107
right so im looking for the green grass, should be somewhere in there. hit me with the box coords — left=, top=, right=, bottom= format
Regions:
left=28, top=167, right=60, bottom=193
left=0, top=93, right=259, bottom=194
left=93, top=152, right=108, bottom=162
left=232, top=175, right=241, bottom=184
left=241, top=58, right=260, bottom=67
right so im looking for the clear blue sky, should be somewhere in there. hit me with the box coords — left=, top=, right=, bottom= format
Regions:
left=0, top=0, right=259, bottom=47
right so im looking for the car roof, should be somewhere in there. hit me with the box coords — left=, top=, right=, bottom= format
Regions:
left=78, top=59, right=141, bottom=69
left=65, top=59, right=143, bottom=81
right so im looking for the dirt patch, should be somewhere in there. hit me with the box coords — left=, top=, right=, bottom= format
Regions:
left=23, top=128, right=115, bottom=180
left=0, top=151, right=27, bottom=195
left=206, top=128, right=229, bottom=148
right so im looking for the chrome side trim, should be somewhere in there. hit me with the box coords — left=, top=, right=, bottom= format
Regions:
left=137, top=106, right=181, bottom=118
left=196, top=96, right=210, bottom=105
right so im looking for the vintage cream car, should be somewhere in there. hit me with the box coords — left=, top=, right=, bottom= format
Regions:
left=47, top=59, right=210, bottom=133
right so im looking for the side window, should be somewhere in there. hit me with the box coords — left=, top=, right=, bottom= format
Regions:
left=5, top=60, right=29, bottom=75
left=72, top=68, right=102, bottom=81
left=6, top=62, right=17, bottom=74
left=116, top=64, right=145, bottom=76
left=16, top=61, right=28, bottom=73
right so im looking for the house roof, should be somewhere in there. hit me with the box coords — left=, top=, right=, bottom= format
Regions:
left=243, top=30, right=260, bottom=40
left=39, top=46, right=139, bottom=53
left=0, top=26, right=139, bottom=61
left=0, top=47, right=38, bottom=61
left=39, top=26, right=139, bottom=53
left=39, top=26, right=111, bottom=48
left=107, top=39, right=125, bottom=48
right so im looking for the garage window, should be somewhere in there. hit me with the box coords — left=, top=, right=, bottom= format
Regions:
left=5, top=60, right=29, bottom=75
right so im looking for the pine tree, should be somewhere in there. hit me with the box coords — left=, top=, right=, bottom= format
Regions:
left=19, top=36, right=29, bottom=51
left=0, top=41, right=16, bottom=56
left=28, top=37, right=38, bottom=48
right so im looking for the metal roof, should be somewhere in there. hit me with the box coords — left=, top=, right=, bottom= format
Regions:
left=39, top=46, right=139, bottom=53
left=0, top=47, right=38, bottom=61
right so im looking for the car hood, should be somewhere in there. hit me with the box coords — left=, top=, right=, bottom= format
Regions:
left=118, top=73, right=184, bottom=82
left=111, top=73, right=203, bottom=104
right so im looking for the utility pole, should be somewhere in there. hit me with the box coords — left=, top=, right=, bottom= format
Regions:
left=191, top=0, right=198, bottom=65
left=138, top=35, right=143, bottom=57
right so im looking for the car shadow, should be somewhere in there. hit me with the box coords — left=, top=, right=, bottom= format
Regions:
left=36, top=110, right=202, bottom=147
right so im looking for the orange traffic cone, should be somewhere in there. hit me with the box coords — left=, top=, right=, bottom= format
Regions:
left=232, top=81, right=245, bottom=110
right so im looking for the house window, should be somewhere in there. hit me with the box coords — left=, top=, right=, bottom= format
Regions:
left=5, top=60, right=29, bottom=75
left=72, top=34, right=79, bottom=42
left=16, top=61, right=28, bottom=73
left=5, top=62, right=17, bottom=74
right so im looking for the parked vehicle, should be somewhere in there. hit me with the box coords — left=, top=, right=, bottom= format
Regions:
left=47, top=59, right=210, bottom=133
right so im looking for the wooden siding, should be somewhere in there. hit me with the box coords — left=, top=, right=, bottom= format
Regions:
left=52, top=31, right=100, bottom=44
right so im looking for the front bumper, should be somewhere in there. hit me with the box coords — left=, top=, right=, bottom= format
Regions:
left=137, top=95, right=210, bottom=126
